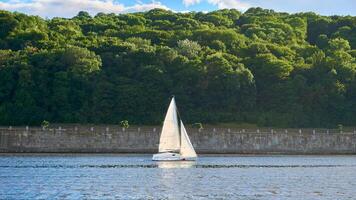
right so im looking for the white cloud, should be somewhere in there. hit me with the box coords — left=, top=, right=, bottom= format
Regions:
left=126, top=1, right=170, bottom=13
left=0, top=0, right=170, bottom=18
left=183, top=0, right=201, bottom=7
left=182, top=0, right=250, bottom=11
left=207, top=0, right=250, bottom=11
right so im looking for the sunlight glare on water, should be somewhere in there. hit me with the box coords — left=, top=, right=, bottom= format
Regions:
left=0, top=154, right=356, bottom=199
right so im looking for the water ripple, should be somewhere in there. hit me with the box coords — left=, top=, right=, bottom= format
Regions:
left=0, top=164, right=355, bottom=169
left=1, top=155, right=356, bottom=199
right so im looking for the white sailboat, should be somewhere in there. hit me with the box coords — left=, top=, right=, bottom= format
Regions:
left=152, top=97, right=197, bottom=161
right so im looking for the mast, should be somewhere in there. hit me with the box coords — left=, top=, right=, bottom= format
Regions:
left=174, top=96, right=182, bottom=148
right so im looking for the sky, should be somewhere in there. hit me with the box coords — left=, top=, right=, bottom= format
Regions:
left=0, top=0, right=355, bottom=18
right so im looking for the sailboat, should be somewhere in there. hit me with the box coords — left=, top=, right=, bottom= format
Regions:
left=152, top=97, right=197, bottom=161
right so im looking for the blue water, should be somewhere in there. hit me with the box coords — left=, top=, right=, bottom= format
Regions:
left=0, top=154, right=356, bottom=199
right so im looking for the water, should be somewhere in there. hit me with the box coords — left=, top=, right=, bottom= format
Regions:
left=0, top=154, right=356, bottom=200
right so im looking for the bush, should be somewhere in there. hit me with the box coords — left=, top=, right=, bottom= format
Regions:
left=120, top=120, right=130, bottom=128
left=41, top=120, right=49, bottom=129
left=337, top=124, right=343, bottom=132
left=192, top=122, right=203, bottom=129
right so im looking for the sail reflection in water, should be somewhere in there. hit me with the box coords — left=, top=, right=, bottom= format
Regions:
left=157, top=161, right=196, bottom=169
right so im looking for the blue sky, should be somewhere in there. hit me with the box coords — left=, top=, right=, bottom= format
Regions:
left=0, top=0, right=355, bottom=18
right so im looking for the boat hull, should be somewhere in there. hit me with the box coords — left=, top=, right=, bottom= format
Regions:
left=152, top=152, right=196, bottom=161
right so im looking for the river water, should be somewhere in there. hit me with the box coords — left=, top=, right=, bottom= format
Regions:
left=0, top=154, right=355, bottom=199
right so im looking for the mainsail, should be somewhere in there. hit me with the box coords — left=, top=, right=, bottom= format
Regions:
left=180, top=120, right=197, bottom=158
left=158, top=97, right=180, bottom=152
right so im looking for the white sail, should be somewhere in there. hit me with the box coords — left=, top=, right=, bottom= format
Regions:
left=180, top=120, right=197, bottom=158
left=158, top=97, right=180, bottom=152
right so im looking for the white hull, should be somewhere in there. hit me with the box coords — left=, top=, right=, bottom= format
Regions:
left=152, top=152, right=196, bottom=161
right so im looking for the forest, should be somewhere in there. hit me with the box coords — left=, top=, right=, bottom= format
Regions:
left=0, top=8, right=355, bottom=127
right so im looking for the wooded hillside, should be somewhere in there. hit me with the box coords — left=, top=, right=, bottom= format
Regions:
left=0, top=8, right=355, bottom=127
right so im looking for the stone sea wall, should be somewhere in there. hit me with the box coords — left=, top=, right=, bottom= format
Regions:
left=1, top=126, right=356, bottom=154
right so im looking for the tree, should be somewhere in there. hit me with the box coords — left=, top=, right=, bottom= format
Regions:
left=61, top=46, right=102, bottom=75
left=177, top=39, right=201, bottom=58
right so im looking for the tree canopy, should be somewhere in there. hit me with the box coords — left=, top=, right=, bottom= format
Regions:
left=0, top=8, right=355, bottom=127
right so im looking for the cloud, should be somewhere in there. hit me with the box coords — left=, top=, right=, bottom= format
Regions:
left=182, top=0, right=250, bottom=11
left=207, top=0, right=250, bottom=11
left=183, top=0, right=202, bottom=7
left=126, top=1, right=170, bottom=12
left=0, top=0, right=170, bottom=18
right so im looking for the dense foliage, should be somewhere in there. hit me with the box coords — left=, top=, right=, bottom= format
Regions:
left=0, top=8, right=355, bottom=127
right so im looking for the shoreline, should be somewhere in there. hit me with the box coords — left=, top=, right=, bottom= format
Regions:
left=1, top=128, right=356, bottom=155
left=1, top=152, right=356, bottom=156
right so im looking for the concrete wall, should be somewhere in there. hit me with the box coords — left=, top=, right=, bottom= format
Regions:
left=1, top=127, right=356, bottom=154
